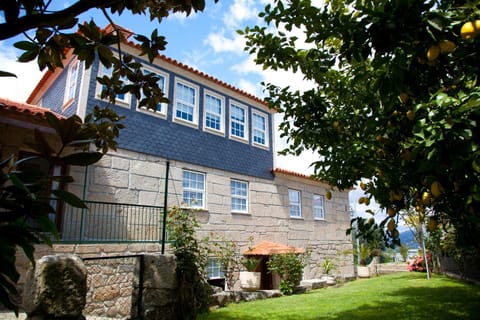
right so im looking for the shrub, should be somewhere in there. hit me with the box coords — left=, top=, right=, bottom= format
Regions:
left=267, top=252, right=308, bottom=295
left=408, top=253, right=432, bottom=272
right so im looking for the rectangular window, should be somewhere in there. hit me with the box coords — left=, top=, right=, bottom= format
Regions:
left=289, top=189, right=302, bottom=218
left=96, top=64, right=131, bottom=106
left=252, top=111, right=268, bottom=147
left=313, top=194, right=325, bottom=220
left=204, top=91, right=224, bottom=133
left=64, top=59, right=79, bottom=105
left=231, top=179, right=248, bottom=213
left=174, top=79, right=198, bottom=125
left=207, top=258, right=224, bottom=279
left=230, top=103, right=248, bottom=140
left=137, top=68, right=168, bottom=116
left=182, top=170, right=205, bottom=208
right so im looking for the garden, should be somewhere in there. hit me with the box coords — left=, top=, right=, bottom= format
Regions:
left=199, top=272, right=480, bottom=320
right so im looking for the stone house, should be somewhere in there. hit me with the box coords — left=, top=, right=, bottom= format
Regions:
left=6, top=24, right=354, bottom=292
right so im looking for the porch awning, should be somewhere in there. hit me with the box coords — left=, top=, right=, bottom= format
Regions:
left=243, top=241, right=305, bottom=256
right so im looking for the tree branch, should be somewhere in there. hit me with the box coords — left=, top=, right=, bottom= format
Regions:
left=0, top=0, right=120, bottom=41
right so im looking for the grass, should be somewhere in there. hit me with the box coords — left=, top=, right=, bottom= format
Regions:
left=198, top=273, right=480, bottom=320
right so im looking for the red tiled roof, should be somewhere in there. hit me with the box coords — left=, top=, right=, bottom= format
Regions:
left=28, top=24, right=270, bottom=108
left=272, top=167, right=320, bottom=181
left=0, top=97, right=65, bottom=119
left=243, top=241, right=305, bottom=256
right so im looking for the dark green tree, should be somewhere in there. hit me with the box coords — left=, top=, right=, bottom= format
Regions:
left=242, top=0, right=480, bottom=252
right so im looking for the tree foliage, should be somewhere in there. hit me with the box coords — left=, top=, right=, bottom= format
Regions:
left=242, top=0, right=480, bottom=252
left=1, top=0, right=219, bottom=109
left=0, top=110, right=123, bottom=313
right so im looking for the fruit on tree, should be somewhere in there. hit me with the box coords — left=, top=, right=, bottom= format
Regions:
left=427, top=45, right=440, bottom=61
left=431, top=181, right=443, bottom=198
left=326, top=191, right=332, bottom=200
left=438, top=40, right=456, bottom=53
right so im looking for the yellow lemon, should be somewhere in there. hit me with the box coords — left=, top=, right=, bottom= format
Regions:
left=392, top=229, right=400, bottom=239
left=360, top=182, right=367, bottom=191
left=438, top=40, right=456, bottom=54
left=368, top=217, right=375, bottom=225
left=326, top=191, right=332, bottom=200
left=358, top=197, right=365, bottom=204
left=427, top=45, right=440, bottom=61
left=431, top=181, right=443, bottom=198
left=406, top=110, right=415, bottom=121
left=422, top=191, right=430, bottom=203
left=461, top=21, right=478, bottom=39
left=364, top=198, right=370, bottom=206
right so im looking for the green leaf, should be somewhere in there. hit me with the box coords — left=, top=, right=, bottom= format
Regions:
left=13, top=41, right=38, bottom=51
left=61, top=152, right=103, bottom=166
left=0, top=71, right=17, bottom=77
left=51, top=190, right=87, bottom=209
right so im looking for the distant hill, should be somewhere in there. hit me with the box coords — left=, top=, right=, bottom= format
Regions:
left=399, top=230, right=419, bottom=248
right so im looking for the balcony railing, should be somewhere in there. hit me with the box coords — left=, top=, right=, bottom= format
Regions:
left=54, top=199, right=166, bottom=244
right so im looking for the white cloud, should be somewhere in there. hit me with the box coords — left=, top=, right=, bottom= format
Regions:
left=223, top=0, right=259, bottom=29
left=0, top=42, right=43, bottom=102
left=205, top=30, right=245, bottom=54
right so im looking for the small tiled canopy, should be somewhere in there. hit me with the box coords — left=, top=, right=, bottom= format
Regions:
left=243, top=241, right=305, bottom=256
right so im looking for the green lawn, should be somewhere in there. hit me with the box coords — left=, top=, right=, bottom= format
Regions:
left=198, top=273, right=480, bottom=320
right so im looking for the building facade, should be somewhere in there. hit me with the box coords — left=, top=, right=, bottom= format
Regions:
left=15, top=25, right=354, bottom=281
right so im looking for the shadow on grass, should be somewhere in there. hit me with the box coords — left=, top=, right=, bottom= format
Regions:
left=200, top=277, right=480, bottom=320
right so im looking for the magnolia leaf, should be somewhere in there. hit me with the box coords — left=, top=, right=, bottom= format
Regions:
left=51, top=190, right=87, bottom=209
left=61, top=152, right=103, bottom=166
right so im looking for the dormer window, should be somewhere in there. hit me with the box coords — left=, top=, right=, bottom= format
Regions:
left=63, top=58, right=79, bottom=107
left=230, top=102, right=248, bottom=142
left=173, top=78, right=199, bottom=126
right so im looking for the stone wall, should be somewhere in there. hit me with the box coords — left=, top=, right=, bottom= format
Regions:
left=15, top=243, right=163, bottom=316
left=68, top=148, right=355, bottom=279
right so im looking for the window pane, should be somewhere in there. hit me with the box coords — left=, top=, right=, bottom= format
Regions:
left=313, top=194, right=325, bottom=219
left=289, top=189, right=301, bottom=218
left=207, top=258, right=224, bottom=279
left=253, top=113, right=266, bottom=145
left=231, top=180, right=248, bottom=212
left=182, top=170, right=205, bottom=208
left=176, top=82, right=196, bottom=122
left=231, top=105, right=245, bottom=138
left=205, top=94, right=222, bottom=130
left=141, top=70, right=166, bottom=113
left=65, top=60, right=79, bottom=102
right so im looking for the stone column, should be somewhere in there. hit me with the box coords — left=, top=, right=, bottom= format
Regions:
left=131, top=254, right=178, bottom=320
left=23, top=254, right=87, bottom=320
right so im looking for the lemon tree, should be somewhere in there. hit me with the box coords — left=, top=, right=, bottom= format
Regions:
left=242, top=0, right=480, bottom=251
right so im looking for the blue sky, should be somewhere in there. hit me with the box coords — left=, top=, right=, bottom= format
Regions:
left=0, top=0, right=376, bottom=218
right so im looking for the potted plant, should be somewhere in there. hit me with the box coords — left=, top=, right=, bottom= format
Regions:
left=357, top=243, right=371, bottom=278
left=320, top=257, right=336, bottom=285
left=239, top=257, right=261, bottom=291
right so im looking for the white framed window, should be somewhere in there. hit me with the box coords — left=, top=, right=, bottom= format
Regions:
left=207, top=258, right=224, bottom=279
left=230, top=102, right=248, bottom=141
left=96, top=64, right=131, bottom=106
left=182, top=170, right=205, bottom=208
left=174, top=78, right=199, bottom=125
left=137, top=67, right=169, bottom=117
left=204, top=90, right=225, bottom=134
left=289, top=189, right=302, bottom=218
left=231, top=179, right=248, bottom=213
left=64, top=58, right=79, bottom=105
left=252, top=110, right=269, bottom=147
left=313, top=194, right=325, bottom=220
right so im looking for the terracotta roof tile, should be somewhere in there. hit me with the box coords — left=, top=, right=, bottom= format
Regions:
left=243, top=241, right=304, bottom=256
left=0, top=97, right=65, bottom=119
